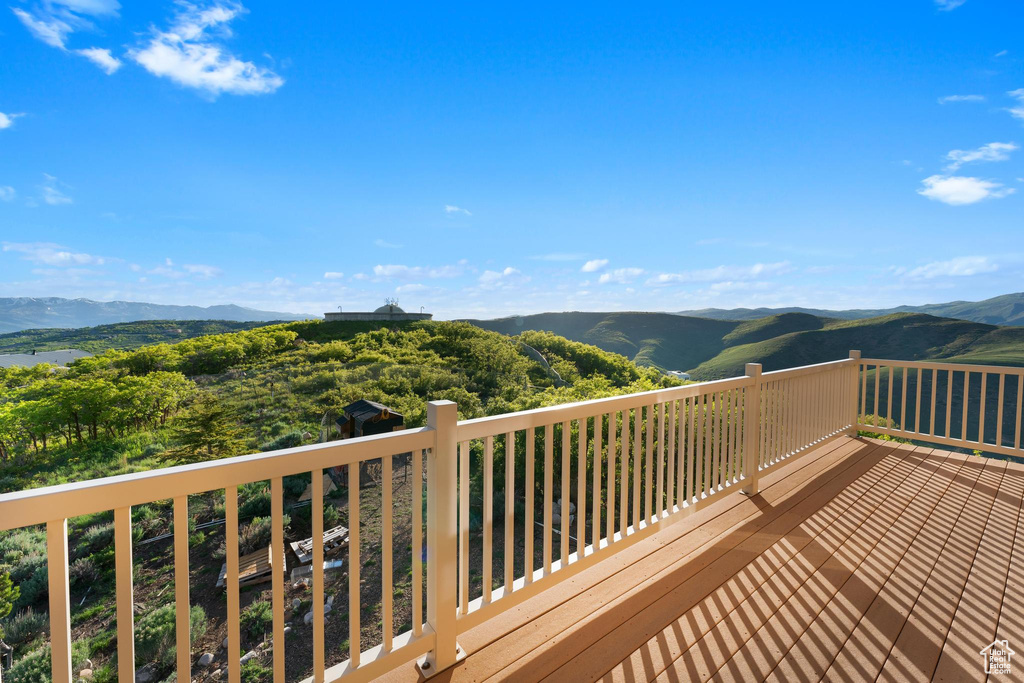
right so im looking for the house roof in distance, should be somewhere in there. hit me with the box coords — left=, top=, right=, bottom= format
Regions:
left=0, top=349, right=92, bottom=368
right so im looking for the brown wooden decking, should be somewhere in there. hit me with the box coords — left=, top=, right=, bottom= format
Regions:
left=382, top=436, right=1024, bottom=683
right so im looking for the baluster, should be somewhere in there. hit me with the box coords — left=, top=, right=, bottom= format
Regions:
left=997, top=374, right=1006, bottom=448
left=47, top=519, right=72, bottom=683
left=348, top=465, right=360, bottom=666
left=929, top=368, right=938, bottom=437
left=524, top=430, right=535, bottom=584
left=576, top=420, right=586, bottom=554
left=313, top=472, right=326, bottom=677
left=483, top=436, right=493, bottom=600
left=914, top=367, right=923, bottom=434
left=962, top=372, right=970, bottom=443
left=412, top=449, right=422, bottom=637
left=1016, top=372, right=1024, bottom=451
left=458, top=441, right=469, bottom=611
left=560, top=421, right=570, bottom=564
left=592, top=415, right=602, bottom=552
left=543, top=424, right=553, bottom=574
left=224, top=490, right=241, bottom=683
left=667, top=401, right=676, bottom=511
left=272, top=479, right=285, bottom=678
left=114, top=507, right=135, bottom=683
left=645, top=404, right=654, bottom=522
left=382, top=456, right=393, bottom=651
left=696, top=394, right=706, bottom=498
left=620, top=410, right=629, bottom=534
left=900, top=366, right=908, bottom=432
left=979, top=373, right=988, bottom=445
left=632, top=407, right=642, bottom=529
left=173, top=496, right=191, bottom=680
left=505, top=431, right=515, bottom=590
left=945, top=369, right=953, bottom=439
left=607, top=411, right=616, bottom=542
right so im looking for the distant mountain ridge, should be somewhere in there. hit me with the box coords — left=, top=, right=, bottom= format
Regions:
left=678, top=292, right=1024, bottom=326
left=0, top=297, right=313, bottom=333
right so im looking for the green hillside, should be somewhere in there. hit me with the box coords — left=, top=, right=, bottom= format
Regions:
left=466, top=310, right=1024, bottom=381
left=0, top=319, right=280, bottom=354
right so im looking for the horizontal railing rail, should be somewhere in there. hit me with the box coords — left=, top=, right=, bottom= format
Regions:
left=857, top=357, right=1024, bottom=459
left=0, top=356, right=864, bottom=683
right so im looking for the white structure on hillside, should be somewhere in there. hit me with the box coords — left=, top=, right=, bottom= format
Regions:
left=325, top=300, right=432, bottom=322
left=667, top=370, right=691, bottom=380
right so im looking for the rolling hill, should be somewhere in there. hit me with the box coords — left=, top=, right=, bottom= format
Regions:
left=678, top=292, right=1024, bottom=326
left=465, top=310, right=1024, bottom=380
left=0, top=297, right=313, bottom=333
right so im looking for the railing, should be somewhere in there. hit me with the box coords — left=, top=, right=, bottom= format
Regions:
left=0, top=353, right=918, bottom=683
left=856, top=357, right=1024, bottom=459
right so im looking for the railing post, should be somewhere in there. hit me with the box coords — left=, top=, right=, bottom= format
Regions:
left=420, top=400, right=463, bottom=676
left=741, top=363, right=762, bottom=496
left=848, top=350, right=862, bottom=436
left=46, top=519, right=72, bottom=683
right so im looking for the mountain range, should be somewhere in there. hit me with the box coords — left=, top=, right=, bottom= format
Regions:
left=0, top=297, right=312, bottom=334
left=678, top=292, right=1024, bottom=326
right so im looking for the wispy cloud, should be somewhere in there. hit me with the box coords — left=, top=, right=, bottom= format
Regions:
left=12, top=1, right=122, bottom=73
left=182, top=263, right=222, bottom=279
left=580, top=259, right=608, bottom=273
left=323, top=271, right=345, bottom=280
left=945, top=142, right=1018, bottom=171
left=918, top=175, right=1015, bottom=205
left=0, top=112, right=25, bottom=130
left=598, top=267, right=644, bottom=285
left=478, top=267, right=529, bottom=290
left=646, top=262, right=793, bottom=286
left=995, top=50, right=1008, bottom=58
left=937, top=94, right=985, bottom=104
left=934, top=0, right=967, bottom=10
left=1008, top=89, right=1024, bottom=122
left=39, top=174, right=73, bottom=205
left=3, top=242, right=107, bottom=266
left=129, top=1, right=283, bottom=97
left=530, top=252, right=587, bottom=262
left=905, top=256, right=997, bottom=279
left=373, top=264, right=463, bottom=279
left=0, top=187, right=15, bottom=202
left=374, top=239, right=402, bottom=249
left=444, top=204, right=471, bottom=216
left=76, top=47, right=121, bottom=74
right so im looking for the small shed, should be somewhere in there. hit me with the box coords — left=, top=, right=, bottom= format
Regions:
left=335, top=399, right=404, bottom=439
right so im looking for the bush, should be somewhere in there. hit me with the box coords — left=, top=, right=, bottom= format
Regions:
left=2, top=607, right=46, bottom=645
left=135, top=603, right=206, bottom=668
left=259, top=431, right=304, bottom=452
left=238, top=484, right=272, bottom=519
left=240, top=599, right=273, bottom=640
left=70, top=557, right=100, bottom=585
left=238, top=515, right=289, bottom=554
left=291, top=502, right=341, bottom=536
left=75, top=523, right=114, bottom=558
left=7, top=640, right=90, bottom=683
left=241, top=659, right=272, bottom=683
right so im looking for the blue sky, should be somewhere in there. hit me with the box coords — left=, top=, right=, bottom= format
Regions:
left=1, top=1, right=1022, bottom=319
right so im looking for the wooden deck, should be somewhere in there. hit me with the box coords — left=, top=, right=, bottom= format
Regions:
left=384, top=436, right=1024, bottom=682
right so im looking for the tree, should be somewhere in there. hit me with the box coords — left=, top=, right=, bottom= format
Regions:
left=167, top=392, right=243, bottom=463
left=0, top=570, right=19, bottom=638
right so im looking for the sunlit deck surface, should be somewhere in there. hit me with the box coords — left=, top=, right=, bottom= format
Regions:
left=385, top=436, right=1024, bottom=683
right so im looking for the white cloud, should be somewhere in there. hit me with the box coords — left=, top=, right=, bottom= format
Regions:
left=76, top=47, right=121, bottom=74
left=395, top=283, right=427, bottom=294
left=373, top=264, right=463, bottom=279
left=0, top=187, right=15, bottom=201
left=937, top=94, right=985, bottom=104
left=917, top=175, right=1015, bottom=205
left=530, top=252, right=587, bottom=262
left=444, top=204, right=471, bottom=216
left=906, top=256, right=997, bottom=279
left=995, top=50, right=1008, bottom=58
left=374, top=239, right=402, bottom=249
left=477, top=267, right=530, bottom=290
left=12, top=1, right=120, bottom=49
left=39, top=174, right=73, bottom=205
left=945, top=142, right=1018, bottom=170
left=934, top=0, right=967, bottom=9
left=3, top=242, right=106, bottom=266
left=1008, top=89, right=1024, bottom=122
left=0, top=112, right=25, bottom=130
left=647, top=261, right=793, bottom=286
left=323, top=271, right=344, bottom=280
left=129, top=1, right=284, bottom=97
left=580, top=258, right=609, bottom=273
left=182, top=263, right=222, bottom=278
left=598, top=267, right=644, bottom=285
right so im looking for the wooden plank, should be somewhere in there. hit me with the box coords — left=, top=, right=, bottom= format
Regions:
left=620, top=411, right=629, bottom=535
left=592, top=415, right=602, bottom=552
left=412, top=449, right=423, bottom=636
left=349, top=462, right=361, bottom=666
left=483, top=436, right=493, bottom=602
left=381, top=456, right=393, bottom=653
left=632, top=407, right=641, bottom=530
left=561, top=421, right=570, bottom=563
left=459, top=440, right=470, bottom=611
left=988, top=460, right=1024, bottom=683
left=313, top=470, right=326, bottom=679
left=472, top=437, right=877, bottom=682
left=525, top=431, right=535, bottom=585
left=599, top=444, right=942, bottom=683
left=712, top=450, right=987, bottom=683
left=544, top=424, right=553, bottom=574
left=506, top=431, right=516, bottom=591
left=576, top=420, right=585, bottom=555
left=879, top=460, right=1023, bottom=682
left=114, top=506, right=135, bottom=683
left=607, top=411, right=616, bottom=542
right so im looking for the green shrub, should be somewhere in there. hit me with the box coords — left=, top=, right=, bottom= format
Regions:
left=1, top=608, right=46, bottom=645
left=290, top=501, right=340, bottom=536
left=237, top=515, right=289, bottom=554
left=241, top=659, right=272, bottom=683
left=259, top=431, right=303, bottom=452
left=240, top=599, right=273, bottom=639
left=134, top=603, right=206, bottom=667
left=70, top=556, right=100, bottom=585
left=238, top=484, right=272, bottom=519
left=7, top=640, right=90, bottom=683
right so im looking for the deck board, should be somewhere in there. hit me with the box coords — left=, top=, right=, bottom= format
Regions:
left=380, top=437, right=1024, bottom=683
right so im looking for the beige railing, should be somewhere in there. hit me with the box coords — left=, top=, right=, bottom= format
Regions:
left=856, top=357, right=1024, bottom=458
left=4, top=352, right=974, bottom=683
